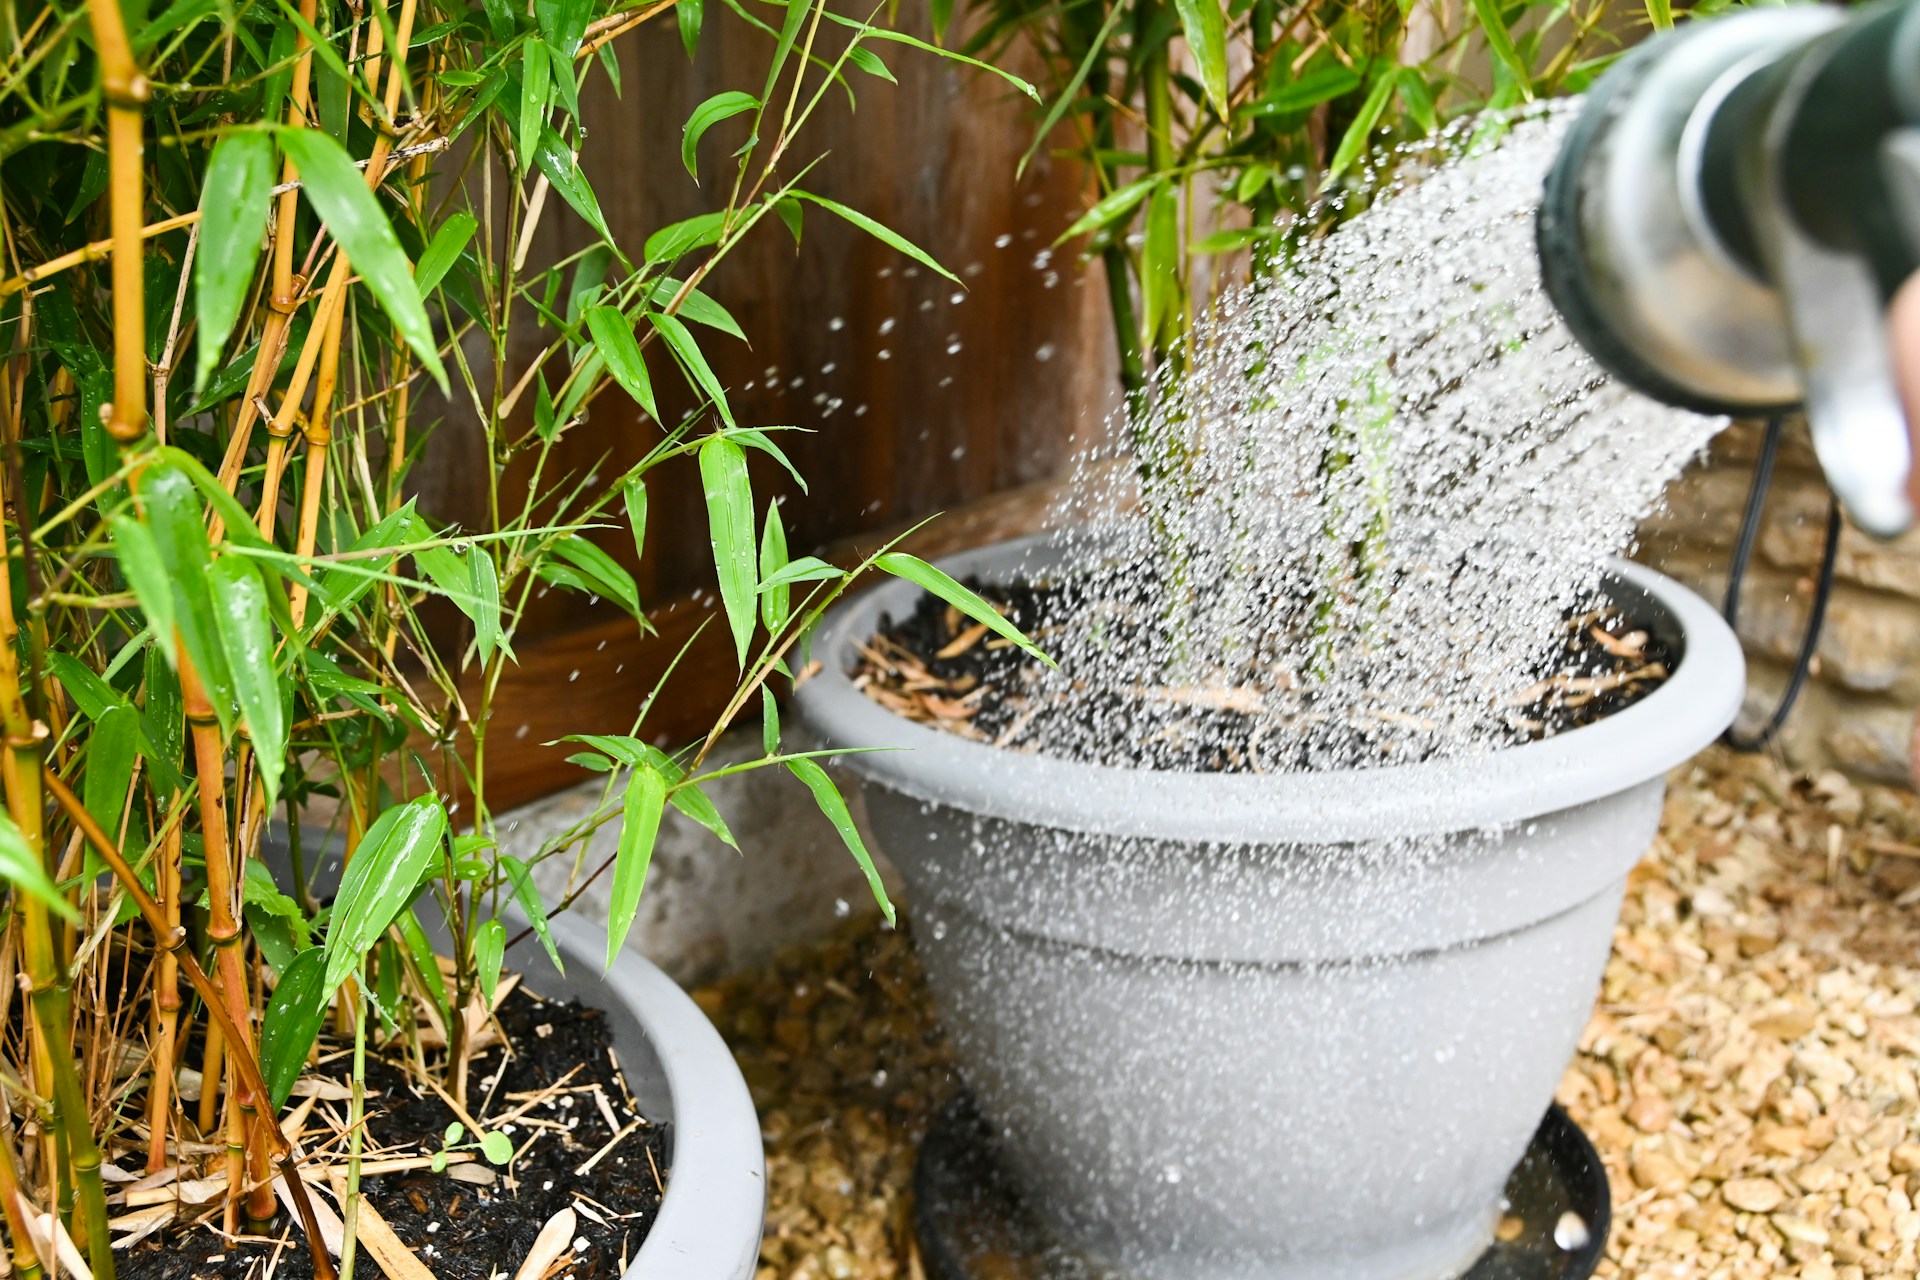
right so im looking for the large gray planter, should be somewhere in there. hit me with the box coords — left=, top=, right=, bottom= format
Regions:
left=281, top=839, right=765, bottom=1280
left=793, top=534, right=1743, bottom=1280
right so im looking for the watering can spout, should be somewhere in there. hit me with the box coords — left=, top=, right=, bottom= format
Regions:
left=1538, top=0, right=1920, bottom=538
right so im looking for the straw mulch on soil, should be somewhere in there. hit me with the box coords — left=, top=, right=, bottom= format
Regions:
left=697, top=747, right=1920, bottom=1280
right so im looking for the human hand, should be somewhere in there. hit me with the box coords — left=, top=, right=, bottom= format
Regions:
left=1891, top=273, right=1920, bottom=787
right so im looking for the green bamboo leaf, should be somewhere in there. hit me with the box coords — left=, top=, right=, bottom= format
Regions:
left=698, top=436, right=756, bottom=666
left=480, top=0, right=513, bottom=39
left=623, top=478, right=648, bottom=568
left=1398, top=70, right=1438, bottom=135
left=643, top=212, right=727, bottom=265
left=787, top=758, right=891, bottom=924
left=1016, top=3, right=1125, bottom=177
left=211, top=555, right=286, bottom=805
left=759, top=0, right=814, bottom=101
left=395, top=907, right=451, bottom=1023
left=82, top=706, right=138, bottom=846
left=48, top=651, right=183, bottom=795
left=518, top=40, right=550, bottom=175
left=111, top=515, right=175, bottom=666
left=847, top=46, right=894, bottom=83
left=550, top=534, right=642, bottom=619
left=0, top=807, right=75, bottom=923
left=277, top=129, right=447, bottom=390
left=259, top=947, right=328, bottom=1110
left=1327, top=66, right=1402, bottom=182
left=929, top=0, right=951, bottom=41
left=194, top=132, right=275, bottom=393
left=584, top=306, right=659, bottom=422
left=773, top=196, right=803, bottom=246
left=1251, top=63, right=1363, bottom=117
left=323, top=796, right=449, bottom=995
left=469, top=547, right=504, bottom=667
left=790, top=190, right=956, bottom=283
left=1055, top=176, right=1161, bottom=246
left=473, top=919, right=506, bottom=1009
left=533, top=128, right=614, bottom=246
left=241, top=860, right=311, bottom=950
left=650, top=311, right=735, bottom=427
left=416, top=212, right=478, bottom=295
left=606, top=764, right=666, bottom=968
left=756, top=556, right=842, bottom=591
left=499, top=854, right=564, bottom=974
left=315, top=502, right=416, bottom=618
left=682, top=91, right=757, bottom=180
left=1643, top=0, right=1672, bottom=28
left=669, top=782, right=736, bottom=849
left=877, top=552, right=1054, bottom=668
left=759, top=504, right=789, bottom=635
left=141, top=462, right=235, bottom=735
left=1467, top=0, right=1534, bottom=100
left=730, top=427, right=807, bottom=492
left=536, top=0, right=592, bottom=57
left=646, top=277, right=745, bottom=341
left=411, top=527, right=486, bottom=620
left=678, top=0, right=703, bottom=54
left=814, top=16, right=1038, bottom=101
left=761, top=685, right=780, bottom=756
left=1172, top=0, right=1229, bottom=121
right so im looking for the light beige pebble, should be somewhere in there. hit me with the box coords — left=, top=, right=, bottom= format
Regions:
left=1727, top=1178, right=1790, bottom=1213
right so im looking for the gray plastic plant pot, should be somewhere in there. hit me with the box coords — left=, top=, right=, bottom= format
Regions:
left=792, top=533, right=1743, bottom=1280
left=267, top=834, right=765, bottom=1280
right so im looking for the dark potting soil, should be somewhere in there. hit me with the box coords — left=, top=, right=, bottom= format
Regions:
left=854, top=577, right=1675, bottom=773
left=118, top=986, right=668, bottom=1280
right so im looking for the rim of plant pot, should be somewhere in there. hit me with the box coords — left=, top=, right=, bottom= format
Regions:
left=794, top=533, right=1745, bottom=844
left=268, top=832, right=765, bottom=1280
left=536, top=910, right=766, bottom=1280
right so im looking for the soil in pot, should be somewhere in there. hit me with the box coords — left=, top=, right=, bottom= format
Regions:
left=117, top=981, right=669, bottom=1280
left=851, top=574, right=1675, bottom=773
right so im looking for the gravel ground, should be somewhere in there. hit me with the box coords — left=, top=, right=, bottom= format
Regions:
left=695, top=747, right=1920, bottom=1280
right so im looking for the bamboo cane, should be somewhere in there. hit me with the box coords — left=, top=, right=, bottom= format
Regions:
left=0, top=1119, right=45, bottom=1280
left=144, top=817, right=184, bottom=1173
left=86, top=0, right=149, bottom=446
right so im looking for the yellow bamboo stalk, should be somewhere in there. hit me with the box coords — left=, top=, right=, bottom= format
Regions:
left=144, top=818, right=183, bottom=1174
left=0, top=1122, right=45, bottom=1280
left=178, top=659, right=258, bottom=1230
left=87, top=0, right=149, bottom=444
left=196, top=1017, right=223, bottom=1137
left=213, top=0, right=320, bottom=506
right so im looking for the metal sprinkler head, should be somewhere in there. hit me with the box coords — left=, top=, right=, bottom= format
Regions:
left=1538, top=0, right=1920, bottom=538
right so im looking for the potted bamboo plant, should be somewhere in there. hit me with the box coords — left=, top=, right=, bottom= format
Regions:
left=0, top=0, right=1027, bottom=1277
left=794, top=3, right=1749, bottom=1278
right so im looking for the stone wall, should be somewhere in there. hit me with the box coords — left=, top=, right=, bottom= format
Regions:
left=1638, top=419, right=1920, bottom=788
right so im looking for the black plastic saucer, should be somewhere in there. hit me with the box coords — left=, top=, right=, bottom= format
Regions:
left=914, top=1094, right=1610, bottom=1280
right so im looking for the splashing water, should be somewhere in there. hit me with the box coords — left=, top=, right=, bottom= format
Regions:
left=1019, top=105, right=1725, bottom=772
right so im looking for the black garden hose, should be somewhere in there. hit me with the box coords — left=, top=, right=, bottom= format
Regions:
left=1719, top=414, right=1843, bottom=752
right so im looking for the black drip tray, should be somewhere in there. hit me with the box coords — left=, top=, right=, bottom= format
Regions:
left=915, top=1095, right=1610, bottom=1280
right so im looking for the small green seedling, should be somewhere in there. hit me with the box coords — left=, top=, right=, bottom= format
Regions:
left=430, top=1121, right=517, bottom=1172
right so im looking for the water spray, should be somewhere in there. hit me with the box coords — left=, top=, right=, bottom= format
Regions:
left=1538, top=0, right=1920, bottom=538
